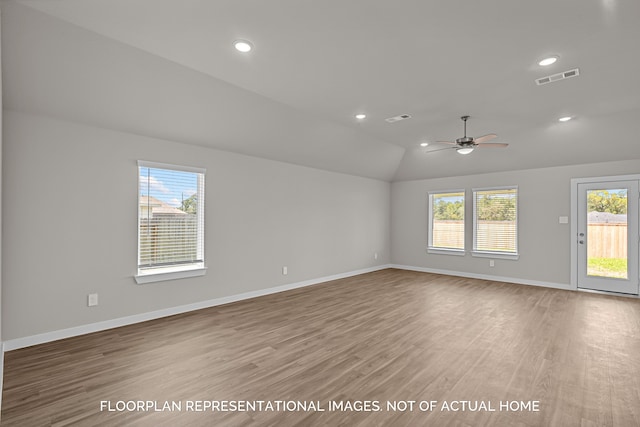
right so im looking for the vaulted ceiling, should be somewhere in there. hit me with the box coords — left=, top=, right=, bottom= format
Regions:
left=4, top=0, right=640, bottom=181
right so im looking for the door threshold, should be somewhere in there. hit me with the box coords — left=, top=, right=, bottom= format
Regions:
left=577, top=287, right=639, bottom=299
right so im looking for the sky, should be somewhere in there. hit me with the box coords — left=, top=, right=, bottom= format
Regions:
left=433, top=192, right=464, bottom=204
left=139, top=166, right=198, bottom=207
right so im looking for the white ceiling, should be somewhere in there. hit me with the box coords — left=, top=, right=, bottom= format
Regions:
left=5, top=0, right=640, bottom=181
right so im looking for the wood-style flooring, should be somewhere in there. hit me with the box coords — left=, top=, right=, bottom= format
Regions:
left=2, top=269, right=640, bottom=426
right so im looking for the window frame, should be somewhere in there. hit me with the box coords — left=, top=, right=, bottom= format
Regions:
left=135, top=160, right=207, bottom=284
left=427, top=189, right=466, bottom=256
left=472, top=185, right=519, bottom=260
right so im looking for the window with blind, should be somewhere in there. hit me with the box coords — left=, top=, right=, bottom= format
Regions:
left=428, top=190, right=465, bottom=254
left=472, top=186, right=518, bottom=259
left=135, top=161, right=206, bottom=284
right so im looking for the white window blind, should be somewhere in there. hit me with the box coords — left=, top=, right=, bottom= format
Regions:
left=428, top=190, right=465, bottom=253
left=473, top=187, right=518, bottom=256
left=137, top=161, right=205, bottom=281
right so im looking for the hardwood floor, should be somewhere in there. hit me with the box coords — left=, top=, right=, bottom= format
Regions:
left=2, top=269, right=640, bottom=426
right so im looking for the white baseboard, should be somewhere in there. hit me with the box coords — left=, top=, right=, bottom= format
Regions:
left=2, top=265, right=392, bottom=352
left=2, top=264, right=573, bottom=352
left=390, top=264, right=573, bottom=291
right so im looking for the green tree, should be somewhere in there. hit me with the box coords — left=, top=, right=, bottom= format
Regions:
left=587, top=190, right=627, bottom=214
left=434, top=199, right=464, bottom=220
left=180, top=194, right=197, bottom=214
left=477, top=194, right=515, bottom=221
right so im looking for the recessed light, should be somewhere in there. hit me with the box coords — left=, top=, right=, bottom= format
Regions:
left=558, top=116, right=572, bottom=122
left=355, top=114, right=367, bottom=120
left=420, top=142, right=429, bottom=147
left=538, top=55, right=559, bottom=66
left=233, top=40, right=253, bottom=53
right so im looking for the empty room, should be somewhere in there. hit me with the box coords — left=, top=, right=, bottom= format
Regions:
left=1, top=0, right=640, bottom=426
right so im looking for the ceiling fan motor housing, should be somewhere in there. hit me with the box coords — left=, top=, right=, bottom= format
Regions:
left=456, top=136, right=475, bottom=145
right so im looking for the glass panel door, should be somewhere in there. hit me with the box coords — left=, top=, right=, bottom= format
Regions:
left=577, top=180, right=638, bottom=294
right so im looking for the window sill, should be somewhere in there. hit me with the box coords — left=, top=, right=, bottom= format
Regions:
left=135, top=264, right=207, bottom=284
left=471, top=251, right=519, bottom=260
left=427, top=248, right=466, bottom=256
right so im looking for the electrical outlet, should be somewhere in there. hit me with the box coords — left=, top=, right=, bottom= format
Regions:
left=88, top=293, right=98, bottom=307
left=374, top=252, right=378, bottom=260
left=489, top=260, right=495, bottom=267
left=282, top=266, right=288, bottom=275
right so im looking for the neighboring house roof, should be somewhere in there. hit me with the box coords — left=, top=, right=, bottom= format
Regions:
left=140, top=195, right=186, bottom=216
left=588, top=211, right=627, bottom=223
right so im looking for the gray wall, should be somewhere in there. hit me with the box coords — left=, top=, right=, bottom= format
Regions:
left=1, top=1, right=403, bottom=182
left=0, top=8, right=3, bottom=340
left=2, top=110, right=390, bottom=340
left=2, top=0, right=638, bottom=345
left=0, top=2, right=392, bottom=342
left=391, top=160, right=640, bottom=285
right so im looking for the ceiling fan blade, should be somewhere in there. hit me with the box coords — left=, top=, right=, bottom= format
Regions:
left=473, top=134, right=497, bottom=144
left=476, top=143, right=508, bottom=148
left=424, top=147, right=457, bottom=154
left=435, top=141, right=457, bottom=145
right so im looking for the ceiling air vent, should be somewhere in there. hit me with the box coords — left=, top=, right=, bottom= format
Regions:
left=535, top=68, right=580, bottom=86
left=385, top=114, right=412, bottom=123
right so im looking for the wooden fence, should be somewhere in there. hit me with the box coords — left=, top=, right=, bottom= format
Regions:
left=587, top=223, right=627, bottom=259
left=432, top=220, right=516, bottom=251
left=433, top=221, right=627, bottom=258
left=431, top=221, right=464, bottom=248
left=139, top=216, right=198, bottom=267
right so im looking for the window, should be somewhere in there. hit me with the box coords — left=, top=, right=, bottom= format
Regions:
left=136, top=161, right=206, bottom=284
left=473, top=186, right=518, bottom=259
left=428, top=190, right=465, bottom=255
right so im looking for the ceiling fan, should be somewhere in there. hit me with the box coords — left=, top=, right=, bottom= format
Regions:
left=430, top=116, right=508, bottom=155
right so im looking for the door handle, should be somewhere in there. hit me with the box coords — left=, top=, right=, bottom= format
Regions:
left=579, top=240, right=584, bottom=244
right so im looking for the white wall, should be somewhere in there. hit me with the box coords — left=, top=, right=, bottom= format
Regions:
left=2, top=0, right=638, bottom=349
left=0, top=7, right=4, bottom=406
left=0, top=1, right=391, bottom=344
left=391, top=160, right=640, bottom=286
left=1, top=1, right=404, bottom=182
left=1, top=111, right=390, bottom=340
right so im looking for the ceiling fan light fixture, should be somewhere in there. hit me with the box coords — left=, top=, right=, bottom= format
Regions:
left=355, top=113, right=367, bottom=120
left=538, top=55, right=559, bottom=66
left=426, top=116, right=503, bottom=156
left=420, top=142, right=429, bottom=147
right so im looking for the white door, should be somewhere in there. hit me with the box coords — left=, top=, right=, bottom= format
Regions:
left=577, top=180, right=639, bottom=295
